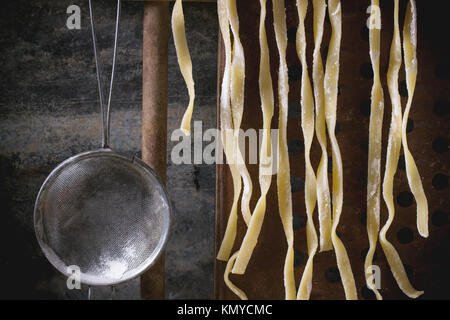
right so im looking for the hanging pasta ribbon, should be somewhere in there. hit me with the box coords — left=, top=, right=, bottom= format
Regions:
left=401, top=0, right=428, bottom=238
left=232, top=0, right=274, bottom=275
left=224, top=251, right=248, bottom=300
left=324, top=0, right=357, bottom=300
left=364, top=0, right=384, bottom=300
left=216, top=0, right=243, bottom=262
left=273, top=0, right=296, bottom=300
left=312, top=0, right=333, bottom=253
left=379, top=0, right=423, bottom=299
left=227, top=0, right=253, bottom=227
left=295, top=0, right=319, bottom=300
left=172, top=0, right=195, bottom=135
left=216, top=0, right=247, bottom=299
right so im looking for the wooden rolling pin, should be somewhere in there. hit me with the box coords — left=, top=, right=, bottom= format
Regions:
left=139, top=0, right=215, bottom=300
left=141, top=1, right=169, bottom=300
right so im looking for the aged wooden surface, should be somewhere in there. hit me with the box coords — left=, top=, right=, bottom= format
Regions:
left=215, top=0, right=450, bottom=300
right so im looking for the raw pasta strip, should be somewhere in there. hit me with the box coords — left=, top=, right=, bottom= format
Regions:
left=402, top=0, right=428, bottom=238
left=232, top=0, right=274, bottom=275
left=364, top=0, right=383, bottom=301
left=227, top=0, right=253, bottom=227
left=172, top=0, right=195, bottom=135
left=225, top=252, right=248, bottom=300
left=324, top=0, right=357, bottom=300
left=379, top=0, right=423, bottom=299
left=273, top=0, right=296, bottom=300
left=295, top=0, right=319, bottom=300
left=217, top=0, right=247, bottom=300
left=312, top=0, right=332, bottom=253
left=216, top=0, right=243, bottom=262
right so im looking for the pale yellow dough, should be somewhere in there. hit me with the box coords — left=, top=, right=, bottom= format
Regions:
left=225, top=252, right=248, bottom=300
left=380, top=0, right=423, bottom=299
left=273, top=0, right=296, bottom=300
left=216, top=0, right=247, bottom=299
left=227, top=0, right=253, bottom=228
left=232, top=0, right=274, bottom=275
left=324, top=0, right=357, bottom=300
left=216, top=0, right=243, bottom=262
left=312, top=0, right=333, bottom=253
left=172, top=0, right=195, bottom=135
left=364, top=0, right=383, bottom=301
left=295, top=0, right=319, bottom=301
left=401, top=0, right=428, bottom=238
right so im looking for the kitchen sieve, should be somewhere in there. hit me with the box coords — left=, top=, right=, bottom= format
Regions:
left=34, top=0, right=171, bottom=286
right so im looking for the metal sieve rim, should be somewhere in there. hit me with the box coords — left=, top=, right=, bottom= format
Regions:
left=34, top=148, right=172, bottom=286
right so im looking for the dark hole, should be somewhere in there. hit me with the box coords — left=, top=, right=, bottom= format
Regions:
left=290, top=176, right=305, bottom=193
left=397, top=191, right=414, bottom=207
left=397, top=227, right=414, bottom=244
left=361, top=248, right=378, bottom=262
left=288, top=139, right=304, bottom=155
left=433, top=100, right=449, bottom=116
left=398, top=154, right=406, bottom=171
left=335, top=122, right=341, bottom=135
left=294, top=250, right=305, bottom=267
left=322, top=46, right=328, bottom=58
left=288, top=65, right=302, bottom=82
left=361, top=285, right=376, bottom=300
left=398, top=0, right=407, bottom=25
left=328, top=156, right=333, bottom=174
left=325, top=267, right=340, bottom=283
left=360, top=26, right=369, bottom=41
left=399, top=80, right=408, bottom=97
left=360, top=211, right=367, bottom=225
left=432, top=173, right=449, bottom=190
left=361, top=175, right=367, bottom=188
left=360, top=62, right=374, bottom=79
left=288, top=102, right=301, bottom=119
left=360, top=137, right=369, bottom=153
left=338, top=85, right=341, bottom=96
left=435, top=63, right=450, bottom=80
left=404, top=264, right=414, bottom=280
left=287, top=27, right=297, bottom=44
left=360, top=99, right=371, bottom=117
left=432, top=210, right=449, bottom=227
left=293, top=213, right=306, bottom=230
left=406, top=118, right=414, bottom=133
left=432, top=136, right=449, bottom=153
left=325, top=10, right=330, bottom=24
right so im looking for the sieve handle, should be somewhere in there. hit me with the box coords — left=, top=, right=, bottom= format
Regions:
left=88, top=0, right=121, bottom=149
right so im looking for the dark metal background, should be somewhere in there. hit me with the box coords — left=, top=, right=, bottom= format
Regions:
left=215, top=0, right=450, bottom=300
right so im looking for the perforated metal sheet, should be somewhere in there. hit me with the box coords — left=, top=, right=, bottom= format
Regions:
left=215, top=0, right=449, bottom=300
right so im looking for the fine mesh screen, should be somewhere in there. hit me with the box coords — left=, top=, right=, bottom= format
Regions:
left=35, top=151, right=170, bottom=286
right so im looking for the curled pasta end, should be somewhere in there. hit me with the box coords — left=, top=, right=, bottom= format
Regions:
left=224, top=252, right=248, bottom=300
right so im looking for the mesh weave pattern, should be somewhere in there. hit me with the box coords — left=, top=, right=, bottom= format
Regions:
left=35, top=151, right=170, bottom=285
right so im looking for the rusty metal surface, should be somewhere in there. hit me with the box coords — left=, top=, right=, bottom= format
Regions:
left=215, top=0, right=450, bottom=300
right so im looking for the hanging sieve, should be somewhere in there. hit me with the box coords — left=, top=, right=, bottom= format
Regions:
left=34, top=0, right=171, bottom=286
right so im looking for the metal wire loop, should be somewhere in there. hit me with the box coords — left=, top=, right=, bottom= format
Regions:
left=88, top=0, right=121, bottom=148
